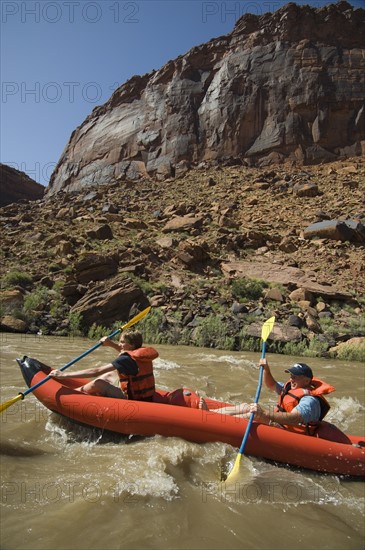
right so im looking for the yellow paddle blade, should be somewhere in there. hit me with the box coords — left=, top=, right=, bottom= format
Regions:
left=0, top=393, right=24, bottom=414
left=224, top=453, right=242, bottom=483
left=262, top=316, right=275, bottom=343
left=222, top=316, right=276, bottom=482
left=120, top=306, right=151, bottom=331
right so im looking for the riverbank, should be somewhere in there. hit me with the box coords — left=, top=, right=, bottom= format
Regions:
left=1, top=159, right=364, bottom=360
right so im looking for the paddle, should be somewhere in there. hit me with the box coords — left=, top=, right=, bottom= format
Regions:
left=0, top=306, right=151, bottom=413
left=224, top=315, right=275, bottom=482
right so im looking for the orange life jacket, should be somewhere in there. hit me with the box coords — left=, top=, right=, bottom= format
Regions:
left=275, top=377, right=336, bottom=435
left=118, top=347, right=158, bottom=401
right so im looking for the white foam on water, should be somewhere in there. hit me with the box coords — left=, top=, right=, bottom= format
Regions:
left=108, top=438, right=205, bottom=500
left=216, top=462, right=347, bottom=508
left=154, top=357, right=182, bottom=370
left=326, top=396, right=364, bottom=431
left=113, top=468, right=179, bottom=501
left=194, top=352, right=252, bottom=367
left=45, top=416, right=109, bottom=448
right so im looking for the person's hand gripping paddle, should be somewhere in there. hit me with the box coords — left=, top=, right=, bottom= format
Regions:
left=224, top=316, right=275, bottom=482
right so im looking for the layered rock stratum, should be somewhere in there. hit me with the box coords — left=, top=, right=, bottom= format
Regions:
left=0, top=164, right=44, bottom=207
left=47, top=1, right=365, bottom=196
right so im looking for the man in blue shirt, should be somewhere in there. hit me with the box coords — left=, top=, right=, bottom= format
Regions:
left=199, top=361, right=322, bottom=429
left=252, top=359, right=321, bottom=427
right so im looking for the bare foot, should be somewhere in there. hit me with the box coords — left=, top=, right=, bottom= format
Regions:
left=199, top=397, right=209, bottom=411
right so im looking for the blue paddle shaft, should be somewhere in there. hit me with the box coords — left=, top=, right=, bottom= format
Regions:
left=22, top=328, right=121, bottom=397
left=238, top=340, right=267, bottom=455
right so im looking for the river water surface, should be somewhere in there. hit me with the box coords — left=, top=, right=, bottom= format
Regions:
left=0, top=333, right=364, bottom=550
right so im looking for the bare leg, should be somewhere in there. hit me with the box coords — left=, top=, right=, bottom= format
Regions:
left=77, top=378, right=126, bottom=399
left=199, top=399, right=251, bottom=417
left=98, top=371, right=118, bottom=384
left=216, top=403, right=251, bottom=417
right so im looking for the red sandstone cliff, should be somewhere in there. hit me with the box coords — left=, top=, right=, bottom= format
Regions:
left=47, top=2, right=365, bottom=197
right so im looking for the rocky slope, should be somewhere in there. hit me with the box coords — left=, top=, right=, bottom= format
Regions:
left=0, top=164, right=44, bottom=207
left=47, top=1, right=365, bottom=196
left=1, top=159, right=364, bottom=359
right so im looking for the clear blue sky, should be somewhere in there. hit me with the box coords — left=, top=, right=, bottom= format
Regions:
left=1, top=0, right=363, bottom=186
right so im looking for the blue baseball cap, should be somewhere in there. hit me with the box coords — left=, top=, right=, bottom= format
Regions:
left=285, top=363, right=313, bottom=378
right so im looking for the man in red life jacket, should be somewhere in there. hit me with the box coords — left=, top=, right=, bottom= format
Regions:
left=251, top=359, right=334, bottom=434
left=49, top=330, right=158, bottom=402
left=200, top=360, right=334, bottom=435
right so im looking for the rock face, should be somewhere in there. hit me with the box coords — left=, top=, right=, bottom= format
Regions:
left=0, top=164, right=44, bottom=207
left=70, top=275, right=150, bottom=328
left=1, top=156, right=364, bottom=356
left=47, top=2, right=365, bottom=196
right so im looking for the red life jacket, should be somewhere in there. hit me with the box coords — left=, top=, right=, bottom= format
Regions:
left=118, top=347, right=158, bottom=401
left=275, top=377, right=336, bottom=435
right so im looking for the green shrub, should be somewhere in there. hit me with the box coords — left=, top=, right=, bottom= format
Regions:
left=237, top=335, right=261, bottom=353
left=49, top=301, right=61, bottom=319
left=193, top=314, right=235, bottom=350
left=305, top=337, right=330, bottom=357
left=272, top=340, right=309, bottom=356
left=231, top=277, right=267, bottom=301
left=23, top=286, right=49, bottom=314
left=2, top=271, right=33, bottom=289
left=53, top=280, right=65, bottom=291
left=335, top=343, right=365, bottom=362
left=269, top=338, right=328, bottom=358
left=128, top=275, right=169, bottom=297
left=137, top=308, right=170, bottom=344
left=346, top=313, right=365, bottom=334
left=68, top=312, right=83, bottom=337
left=87, top=323, right=109, bottom=340
left=318, top=316, right=337, bottom=335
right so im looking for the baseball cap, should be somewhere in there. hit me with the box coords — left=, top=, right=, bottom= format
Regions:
left=285, top=363, right=313, bottom=378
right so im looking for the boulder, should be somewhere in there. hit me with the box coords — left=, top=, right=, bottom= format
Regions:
left=0, top=315, right=28, bottom=333
left=245, top=322, right=302, bottom=343
left=70, top=275, right=150, bottom=328
left=303, top=220, right=365, bottom=243
left=85, top=224, right=114, bottom=241
left=293, top=183, right=319, bottom=197
left=156, top=236, right=176, bottom=249
left=0, top=290, right=24, bottom=312
left=305, top=313, right=322, bottom=333
left=55, top=240, right=74, bottom=256
left=264, top=287, right=284, bottom=302
left=74, top=253, right=118, bottom=284
left=61, top=281, right=85, bottom=306
left=231, top=302, right=249, bottom=315
left=176, top=239, right=210, bottom=266
left=289, top=287, right=314, bottom=304
left=45, top=233, right=69, bottom=248
left=162, top=215, right=204, bottom=233
left=288, top=314, right=304, bottom=328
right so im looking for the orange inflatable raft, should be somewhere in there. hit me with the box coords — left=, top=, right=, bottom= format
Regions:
left=17, top=356, right=365, bottom=477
